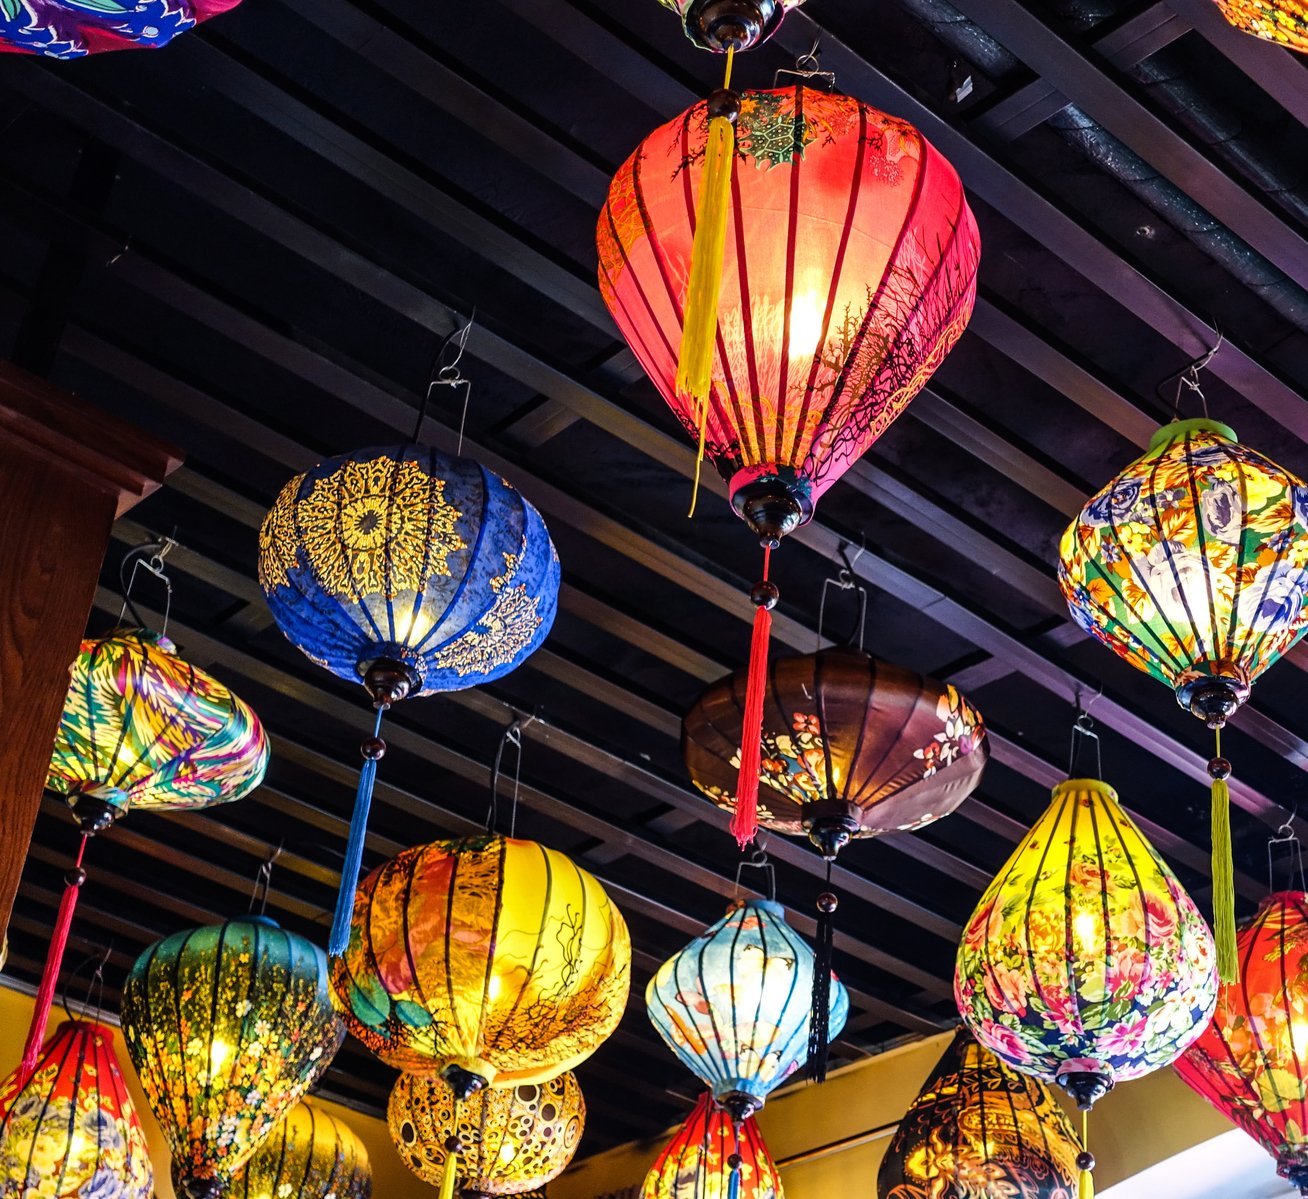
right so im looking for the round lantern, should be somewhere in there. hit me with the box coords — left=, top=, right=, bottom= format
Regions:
left=646, top=898, right=849, bottom=1121
left=655, top=0, right=805, bottom=51
left=258, top=446, right=560, bottom=952
left=683, top=648, right=988, bottom=859
left=1214, top=1, right=1308, bottom=51
left=0, top=1020, right=153, bottom=1199
left=643, top=1092, right=782, bottom=1199
left=0, top=0, right=242, bottom=58
left=877, top=1029, right=1082, bottom=1199
left=388, top=1070, right=584, bottom=1195
left=955, top=778, right=1218, bottom=1109
left=330, top=836, right=630, bottom=1097
left=223, top=1100, right=372, bottom=1199
left=120, top=916, right=345, bottom=1199
left=1175, top=891, right=1308, bottom=1194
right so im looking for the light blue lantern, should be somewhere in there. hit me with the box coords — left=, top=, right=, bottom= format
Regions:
left=257, top=445, right=560, bottom=953
left=646, top=898, right=849, bottom=1121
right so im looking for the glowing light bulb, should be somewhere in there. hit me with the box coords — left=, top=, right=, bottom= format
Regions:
left=498, top=1143, right=517, bottom=1164
left=787, top=291, right=826, bottom=360
left=1073, top=911, right=1101, bottom=950
left=208, top=1039, right=233, bottom=1076
left=1290, top=1020, right=1308, bottom=1057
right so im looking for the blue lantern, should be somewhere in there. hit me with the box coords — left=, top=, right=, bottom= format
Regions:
left=646, top=898, right=849, bottom=1122
left=258, top=446, right=560, bottom=952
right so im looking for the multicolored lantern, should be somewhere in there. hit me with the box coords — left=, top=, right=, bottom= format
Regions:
left=655, top=0, right=806, bottom=51
left=955, top=778, right=1218, bottom=1111
left=120, top=916, right=345, bottom=1199
left=643, top=1092, right=782, bottom=1199
left=1175, top=891, right=1308, bottom=1195
left=646, top=898, right=849, bottom=1120
left=388, top=1070, right=584, bottom=1197
left=599, top=85, right=979, bottom=849
left=258, top=446, right=560, bottom=953
left=877, top=1029, right=1083, bottom=1199
left=683, top=649, right=988, bottom=860
left=1214, top=1, right=1308, bottom=52
left=0, top=0, right=241, bottom=58
left=1059, top=418, right=1308, bottom=980
left=330, top=836, right=629, bottom=1097
left=224, top=1100, right=372, bottom=1199
left=0, top=1020, right=153, bottom=1199
left=19, top=627, right=268, bottom=1088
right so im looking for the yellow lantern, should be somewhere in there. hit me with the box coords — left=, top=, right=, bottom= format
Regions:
left=1214, top=1, right=1308, bottom=52
left=224, top=1100, right=371, bottom=1199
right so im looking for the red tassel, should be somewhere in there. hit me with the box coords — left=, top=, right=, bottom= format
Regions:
left=18, top=836, right=87, bottom=1087
left=732, top=550, right=775, bottom=850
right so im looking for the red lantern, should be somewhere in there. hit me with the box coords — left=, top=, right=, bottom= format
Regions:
left=1175, top=891, right=1308, bottom=1194
left=599, top=84, right=979, bottom=846
left=642, top=1092, right=783, bottom=1199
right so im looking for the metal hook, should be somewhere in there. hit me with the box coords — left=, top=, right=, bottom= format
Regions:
left=733, top=838, right=776, bottom=901
left=60, top=944, right=112, bottom=1027
left=817, top=542, right=868, bottom=651
left=487, top=712, right=538, bottom=838
left=106, top=235, right=131, bottom=269
left=1268, top=803, right=1306, bottom=895
left=248, top=842, right=283, bottom=917
left=118, top=537, right=178, bottom=635
left=1068, top=688, right=1103, bottom=780
left=1154, top=323, right=1223, bottom=419
left=413, top=311, right=477, bottom=451
left=774, top=38, right=837, bottom=89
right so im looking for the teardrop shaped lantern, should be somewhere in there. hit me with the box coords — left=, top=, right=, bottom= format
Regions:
left=655, top=0, right=805, bottom=51
left=1213, top=1, right=1308, bottom=52
left=388, top=1070, right=584, bottom=1196
left=21, top=626, right=268, bottom=1089
left=647, top=898, right=849, bottom=1122
left=643, top=1092, right=782, bottom=1199
left=120, top=916, right=345, bottom=1199
left=0, top=1021, right=153, bottom=1199
left=223, top=1100, right=372, bottom=1199
left=1059, top=418, right=1308, bottom=981
left=955, top=778, right=1218, bottom=1111
left=0, top=0, right=242, bottom=58
left=600, top=85, right=979, bottom=848
left=683, top=649, right=988, bottom=860
left=1175, top=891, right=1308, bottom=1195
left=877, top=1029, right=1082, bottom=1199
left=330, top=836, right=630, bottom=1098
left=258, top=446, right=560, bottom=953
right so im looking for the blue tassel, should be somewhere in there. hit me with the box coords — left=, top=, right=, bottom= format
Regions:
left=329, top=709, right=384, bottom=956
left=728, top=1162, right=740, bottom=1199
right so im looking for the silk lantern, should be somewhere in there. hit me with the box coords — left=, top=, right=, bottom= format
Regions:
left=655, top=0, right=806, bottom=51
left=22, top=627, right=268, bottom=1090
left=955, top=778, right=1218, bottom=1112
left=120, top=916, right=345, bottom=1199
left=599, top=84, right=979, bottom=849
left=223, top=1100, right=372, bottom=1199
left=330, top=836, right=630, bottom=1098
left=1175, top=891, right=1308, bottom=1195
left=643, top=1092, right=782, bottom=1199
left=877, top=1029, right=1082, bottom=1199
left=259, top=446, right=560, bottom=953
left=0, top=0, right=241, bottom=58
left=647, top=898, right=849, bottom=1119
left=388, top=1070, right=584, bottom=1199
left=1060, top=418, right=1308, bottom=981
left=0, top=1020, right=153, bottom=1199
left=1214, top=1, right=1308, bottom=51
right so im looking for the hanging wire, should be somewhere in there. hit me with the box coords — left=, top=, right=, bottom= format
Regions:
left=774, top=37, right=837, bottom=89
left=1154, top=325, right=1223, bottom=420
left=412, top=313, right=476, bottom=451
left=247, top=842, right=283, bottom=917
left=733, top=839, right=777, bottom=901
left=816, top=542, right=868, bottom=651
left=487, top=715, right=537, bottom=838
left=59, top=945, right=111, bottom=1026
left=1267, top=805, right=1307, bottom=894
left=118, top=537, right=177, bottom=634
left=1067, top=686, right=1104, bottom=780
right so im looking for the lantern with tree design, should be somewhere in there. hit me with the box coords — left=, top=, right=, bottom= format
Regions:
left=643, top=1092, right=782, bottom=1199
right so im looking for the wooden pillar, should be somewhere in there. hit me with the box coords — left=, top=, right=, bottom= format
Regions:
left=0, top=360, right=182, bottom=941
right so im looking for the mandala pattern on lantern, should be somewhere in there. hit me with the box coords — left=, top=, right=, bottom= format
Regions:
left=432, top=547, right=548, bottom=678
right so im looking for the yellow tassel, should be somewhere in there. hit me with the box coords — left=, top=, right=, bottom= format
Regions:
left=1212, top=727, right=1237, bottom=984
left=439, top=1148, right=459, bottom=1199
left=1080, top=1169, right=1095, bottom=1199
left=1079, top=1111, right=1095, bottom=1199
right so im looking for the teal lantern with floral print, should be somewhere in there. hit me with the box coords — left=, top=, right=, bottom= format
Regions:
left=1059, top=418, right=1308, bottom=984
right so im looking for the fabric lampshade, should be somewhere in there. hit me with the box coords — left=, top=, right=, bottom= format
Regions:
left=222, top=1100, right=371, bottom=1199
left=1214, top=1, right=1308, bottom=51
left=0, top=0, right=242, bottom=58
left=642, top=1093, right=782, bottom=1199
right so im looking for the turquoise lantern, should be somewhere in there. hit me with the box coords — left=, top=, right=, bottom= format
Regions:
left=646, top=898, right=849, bottom=1122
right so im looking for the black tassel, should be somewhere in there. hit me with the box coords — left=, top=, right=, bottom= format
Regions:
left=808, top=870, right=837, bottom=1082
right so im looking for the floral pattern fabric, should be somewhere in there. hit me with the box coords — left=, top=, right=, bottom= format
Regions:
left=955, top=779, right=1217, bottom=1089
left=1215, top=1, right=1308, bottom=52
left=1059, top=419, right=1308, bottom=699
left=227, top=1100, right=371, bottom=1199
left=642, top=1093, right=782, bottom=1199
left=0, top=0, right=239, bottom=58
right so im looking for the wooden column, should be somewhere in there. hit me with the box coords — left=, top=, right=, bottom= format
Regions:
left=0, top=360, right=182, bottom=941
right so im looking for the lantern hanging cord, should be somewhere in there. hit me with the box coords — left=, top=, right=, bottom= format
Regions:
left=487, top=715, right=537, bottom=838
left=60, top=944, right=111, bottom=1028
left=817, top=542, right=867, bottom=651
left=118, top=537, right=177, bottom=635
left=733, top=839, right=776, bottom=901
left=774, top=37, right=837, bottom=90
left=1155, top=324, right=1222, bottom=420
left=1067, top=689, right=1103, bottom=780
left=1267, top=805, right=1306, bottom=894
left=247, top=842, right=283, bottom=917
left=413, top=313, right=476, bottom=451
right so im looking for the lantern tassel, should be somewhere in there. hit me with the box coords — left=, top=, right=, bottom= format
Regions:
left=329, top=707, right=385, bottom=956
left=677, top=49, right=737, bottom=517
left=732, top=548, right=774, bottom=850
left=440, top=1116, right=462, bottom=1199
left=1211, top=727, right=1237, bottom=985
left=727, top=1120, right=742, bottom=1199
left=1079, top=1112, right=1095, bottom=1199
left=808, top=865, right=836, bottom=1083
left=18, top=835, right=88, bottom=1086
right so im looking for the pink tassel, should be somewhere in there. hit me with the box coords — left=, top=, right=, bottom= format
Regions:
left=18, top=837, right=87, bottom=1087
left=732, top=551, right=775, bottom=850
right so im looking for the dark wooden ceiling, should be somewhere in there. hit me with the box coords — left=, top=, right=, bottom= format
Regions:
left=3, top=0, right=1308, bottom=1159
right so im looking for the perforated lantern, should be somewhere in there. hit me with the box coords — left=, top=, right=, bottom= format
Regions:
left=0, top=1020, right=153, bottom=1199
left=1175, top=891, right=1308, bottom=1195
left=331, top=836, right=630, bottom=1097
left=877, top=1029, right=1082, bottom=1199
left=223, top=1100, right=372, bottom=1199
left=1214, top=1, right=1308, bottom=51
left=1059, top=418, right=1308, bottom=981
left=259, top=446, right=560, bottom=952
left=0, top=0, right=241, bottom=58
left=120, top=916, right=345, bottom=1199
left=955, top=778, right=1218, bottom=1110
left=647, top=898, right=849, bottom=1121
left=655, top=0, right=805, bottom=51
left=643, top=1092, right=782, bottom=1199
left=388, top=1070, right=584, bottom=1196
